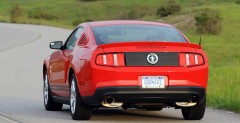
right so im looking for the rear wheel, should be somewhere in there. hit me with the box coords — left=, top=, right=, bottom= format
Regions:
left=70, top=74, right=92, bottom=120
left=43, top=72, right=63, bottom=111
left=181, top=97, right=206, bottom=120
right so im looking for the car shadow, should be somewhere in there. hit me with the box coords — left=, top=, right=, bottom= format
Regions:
left=0, top=96, right=184, bottom=122
left=60, top=107, right=183, bottom=121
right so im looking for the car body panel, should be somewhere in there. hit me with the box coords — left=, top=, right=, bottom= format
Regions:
left=83, top=46, right=208, bottom=96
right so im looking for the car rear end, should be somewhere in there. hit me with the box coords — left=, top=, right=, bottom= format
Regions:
left=83, top=42, right=208, bottom=106
left=81, top=22, right=208, bottom=120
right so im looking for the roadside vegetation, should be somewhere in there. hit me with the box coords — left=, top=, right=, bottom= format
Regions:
left=0, top=0, right=239, bottom=113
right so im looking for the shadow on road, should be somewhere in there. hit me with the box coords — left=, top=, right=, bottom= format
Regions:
left=60, top=108, right=183, bottom=121
left=0, top=96, right=184, bottom=122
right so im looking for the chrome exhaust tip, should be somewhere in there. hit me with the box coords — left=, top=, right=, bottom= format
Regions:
left=176, top=96, right=198, bottom=107
left=102, top=96, right=123, bottom=108
left=176, top=102, right=197, bottom=107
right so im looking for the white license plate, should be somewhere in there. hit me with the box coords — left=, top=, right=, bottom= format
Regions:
left=141, top=76, right=165, bottom=88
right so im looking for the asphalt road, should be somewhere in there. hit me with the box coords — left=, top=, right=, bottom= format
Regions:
left=0, top=22, right=240, bottom=123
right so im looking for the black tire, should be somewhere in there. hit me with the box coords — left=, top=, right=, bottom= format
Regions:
left=70, top=74, right=92, bottom=120
left=43, top=72, right=63, bottom=111
left=181, top=97, right=206, bottom=120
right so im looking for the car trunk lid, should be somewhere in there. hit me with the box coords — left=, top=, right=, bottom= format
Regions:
left=94, top=42, right=201, bottom=67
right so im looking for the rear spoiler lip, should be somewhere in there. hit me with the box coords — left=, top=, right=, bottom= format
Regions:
left=97, top=42, right=202, bottom=49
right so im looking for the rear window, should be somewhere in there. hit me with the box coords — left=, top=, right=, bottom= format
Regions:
left=92, top=25, right=187, bottom=45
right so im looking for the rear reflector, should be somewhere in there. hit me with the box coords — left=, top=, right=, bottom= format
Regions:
left=179, top=53, right=204, bottom=67
left=96, top=53, right=125, bottom=67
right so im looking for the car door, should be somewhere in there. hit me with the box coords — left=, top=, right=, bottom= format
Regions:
left=49, top=27, right=83, bottom=97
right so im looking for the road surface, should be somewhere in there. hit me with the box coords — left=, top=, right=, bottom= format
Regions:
left=0, top=22, right=240, bottom=123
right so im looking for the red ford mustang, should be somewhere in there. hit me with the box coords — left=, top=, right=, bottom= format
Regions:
left=43, top=20, right=208, bottom=120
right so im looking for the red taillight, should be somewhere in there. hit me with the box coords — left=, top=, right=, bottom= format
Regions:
left=96, top=53, right=125, bottom=67
left=179, top=53, right=204, bottom=67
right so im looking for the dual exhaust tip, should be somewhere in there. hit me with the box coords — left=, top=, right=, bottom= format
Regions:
left=102, top=96, right=123, bottom=108
left=102, top=96, right=198, bottom=108
left=176, top=96, right=198, bottom=107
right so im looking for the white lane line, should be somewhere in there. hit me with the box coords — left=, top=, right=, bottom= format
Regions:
left=0, top=33, right=41, bottom=52
left=0, top=112, right=29, bottom=123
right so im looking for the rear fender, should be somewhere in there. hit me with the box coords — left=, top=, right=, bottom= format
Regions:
left=43, top=57, right=50, bottom=80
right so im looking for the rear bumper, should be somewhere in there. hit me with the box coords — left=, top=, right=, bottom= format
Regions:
left=82, top=86, right=205, bottom=106
left=78, top=64, right=208, bottom=97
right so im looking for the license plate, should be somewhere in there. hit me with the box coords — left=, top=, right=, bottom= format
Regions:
left=141, top=76, right=165, bottom=88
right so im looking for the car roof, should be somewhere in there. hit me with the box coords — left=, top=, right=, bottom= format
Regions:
left=87, top=20, right=172, bottom=27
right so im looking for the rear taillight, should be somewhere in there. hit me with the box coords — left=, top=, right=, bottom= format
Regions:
left=96, top=53, right=125, bottom=66
left=179, top=53, right=204, bottom=67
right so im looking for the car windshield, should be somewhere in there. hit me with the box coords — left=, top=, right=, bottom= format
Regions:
left=92, top=25, right=187, bottom=45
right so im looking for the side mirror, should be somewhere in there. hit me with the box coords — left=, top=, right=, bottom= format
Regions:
left=49, top=41, right=63, bottom=50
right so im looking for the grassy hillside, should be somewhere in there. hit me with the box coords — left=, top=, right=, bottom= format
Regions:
left=186, top=3, right=240, bottom=112
left=0, top=0, right=165, bottom=28
left=0, top=0, right=240, bottom=112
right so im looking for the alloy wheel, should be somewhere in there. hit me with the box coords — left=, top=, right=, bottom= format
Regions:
left=44, top=74, right=49, bottom=105
left=70, top=79, right=76, bottom=114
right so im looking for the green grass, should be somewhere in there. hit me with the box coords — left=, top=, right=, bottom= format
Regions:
left=188, top=3, right=240, bottom=112
left=0, top=0, right=240, bottom=112
left=0, top=0, right=166, bottom=28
